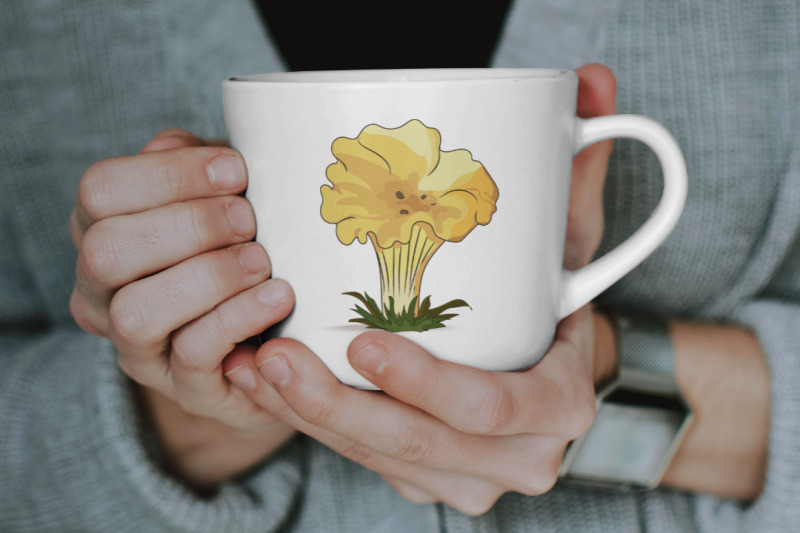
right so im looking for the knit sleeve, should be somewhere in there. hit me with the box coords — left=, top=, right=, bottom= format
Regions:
left=691, top=298, right=800, bottom=532
left=0, top=331, right=310, bottom=532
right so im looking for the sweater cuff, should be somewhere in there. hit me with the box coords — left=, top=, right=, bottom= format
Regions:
left=3, top=328, right=305, bottom=532
left=693, top=299, right=800, bottom=532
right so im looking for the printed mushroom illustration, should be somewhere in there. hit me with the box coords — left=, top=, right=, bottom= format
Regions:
left=320, top=119, right=499, bottom=332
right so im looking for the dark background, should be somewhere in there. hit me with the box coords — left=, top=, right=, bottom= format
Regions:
left=256, top=1, right=512, bottom=71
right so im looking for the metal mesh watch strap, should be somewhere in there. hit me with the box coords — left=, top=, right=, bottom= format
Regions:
left=613, top=314, right=675, bottom=377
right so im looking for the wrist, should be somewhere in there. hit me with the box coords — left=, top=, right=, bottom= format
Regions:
left=591, top=309, right=618, bottom=388
left=562, top=311, right=693, bottom=491
left=135, top=385, right=295, bottom=491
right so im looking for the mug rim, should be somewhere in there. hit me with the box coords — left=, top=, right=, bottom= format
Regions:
left=225, top=68, right=574, bottom=86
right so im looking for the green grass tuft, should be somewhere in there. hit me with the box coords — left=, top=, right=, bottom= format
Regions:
left=343, top=291, right=470, bottom=332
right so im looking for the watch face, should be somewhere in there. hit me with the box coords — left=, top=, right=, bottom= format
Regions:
left=567, top=395, right=686, bottom=486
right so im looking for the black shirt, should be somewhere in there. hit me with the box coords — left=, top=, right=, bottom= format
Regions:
left=255, top=1, right=512, bottom=71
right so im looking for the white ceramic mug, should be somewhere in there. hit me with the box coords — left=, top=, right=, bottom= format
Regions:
left=223, top=69, right=687, bottom=389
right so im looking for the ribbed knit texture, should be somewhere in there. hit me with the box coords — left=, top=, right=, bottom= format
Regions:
left=2, top=1, right=798, bottom=531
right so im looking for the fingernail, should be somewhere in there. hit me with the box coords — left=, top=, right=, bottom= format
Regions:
left=236, top=243, right=269, bottom=274
left=353, top=342, right=389, bottom=375
left=207, top=153, right=245, bottom=189
left=258, top=280, right=287, bottom=306
left=258, top=354, right=292, bottom=387
left=225, top=365, right=257, bottom=391
left=225, top=200, right=255, bottom=237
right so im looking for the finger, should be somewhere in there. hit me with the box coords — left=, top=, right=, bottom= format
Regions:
left=381, top=477, right=438, bottom=505
left=75, top=145, right=247, bottom=230
left=169, top=279, right=294, bottom=410
left=73, top=130, right=221, bottom=240
left=230, top=342, right=564, bottom=500
left=226, top=352, right=504, bottom=509
left=69, top=286, right=108, bottom=337
left=162, top=342, right=284, bottom=430
left=69, top=208, right=84, bottom=249
left=382, top=474, right=505, bottom=516
left=566, top=64, right=617, bottom=268
left=575, top=63, right=617, bottom=119
left=72, top=195, right=257, bottom=337
left=248, top=339, right=564, bottom=487
left=110, top=242, right=271, bottom=386
left=203, top=138, right=229, bottom=147
left=75, top=195, right=256, bottom=295
left=346, top=327, right=596, bottom=439
left=176, top=279, right=294, bottom=368
left=140, top=129, right=207, bottom=154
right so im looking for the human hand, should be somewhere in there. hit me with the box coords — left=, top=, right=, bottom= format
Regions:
left=226, top=308, right=605, bottom=515
left=69, top=130, right=296, bottom=487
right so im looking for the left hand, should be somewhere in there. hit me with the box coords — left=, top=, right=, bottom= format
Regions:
left=224, top=64, right=617, bottom=514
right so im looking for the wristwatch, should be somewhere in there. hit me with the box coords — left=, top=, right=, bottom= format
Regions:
left=558, top=313, right=694, bottom=491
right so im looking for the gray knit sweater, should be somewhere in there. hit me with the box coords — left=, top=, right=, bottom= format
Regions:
left=1, top=1, right=798, bottom=531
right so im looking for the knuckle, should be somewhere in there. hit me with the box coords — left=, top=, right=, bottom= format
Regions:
left=401, top=371, right=434, bottom=406
left=143, top=130, right=195, bottom=153
left=115, top=353, right=137, bottom=380
left=515, top=462, right=560, bottom=496
left=108, top=287, right=156, bottom=346
left=213, top=394, right=262, bottom=426
left=469, top=386, right=514, bottom=435
left=157, top=128, right=192, bottom=138
left=68, top=289, right=88, bottom=325
left=119, top=355, right=171, bottom=393
left=175, top=383, right=225, bottom=416
left=448, top=486, right=502, bottom=517
left=169, top=333, right=207, bottom=373
left=458, top=500, right=495, bottom=517
left=115, top=353, right=153, bottom=390
left=301, top=399, right=337, bottom=427
left=78, top=223, right=120, bottom=286
left=495, top=439, right=564, bottom=496
left=194, top=253, right=227, bottom=296
left=160, top=159, right=191, bottom=200
left=526, top=475, right=559, bottom=497
left=70, top=210, right=85, bottom=248
left=173, top=393, right=207, bottom=417
left=390, top=425, right=430, bottom=463
left=69, top=289, right=104, bottom=336
left=176, top=201, right=214, bottom=250
left=142, top=137, right=176, bottom=154
left=336, top=441, right=376, bottom=465
left=78, top=160, right=113, bottom=220
left=194, top=304, right=235, bottom=346
left=396, top=488, right=436, bottom=506
left=539, top=457, right=563, bottom=494
left=177, top=253, right=225, bottom=302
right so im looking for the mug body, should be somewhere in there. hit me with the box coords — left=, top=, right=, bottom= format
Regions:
left=223, top=69, right=578, bottom=388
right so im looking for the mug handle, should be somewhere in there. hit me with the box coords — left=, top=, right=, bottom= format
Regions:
left=557, top=115, right=688, bottom=318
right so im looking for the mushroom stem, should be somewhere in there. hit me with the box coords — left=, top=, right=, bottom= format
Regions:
left=369, top=223, right=443, bottom=317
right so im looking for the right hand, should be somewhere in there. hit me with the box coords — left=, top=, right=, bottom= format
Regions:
left=69, top=129, right=296, bottom=488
